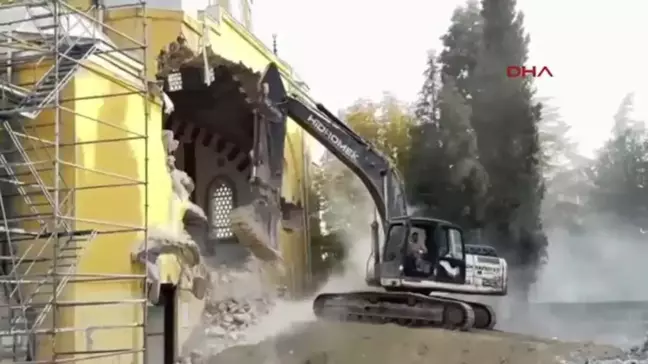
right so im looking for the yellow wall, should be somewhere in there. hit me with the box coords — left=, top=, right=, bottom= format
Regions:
left=11, top=58, right=162, bottom=362
left=9, top=4, right=313, bottom=362
left=69, top=64, right=166, bottom=364
left=103, top=6, right=311, bottom=287
left=12, top=61, right=78, bottom=360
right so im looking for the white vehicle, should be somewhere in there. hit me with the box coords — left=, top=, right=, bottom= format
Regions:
left=464, top=244, right=508, bottom=295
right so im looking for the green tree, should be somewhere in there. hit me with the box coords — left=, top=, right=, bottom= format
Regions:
left=408, top=2, right=487, bottom=238
left=316, top=95, right=415, bottom=268
left=407, top=51, right=448, bottom=215
left=538, top=98, right=590, bottom=231
left=342, top=94, right=414, bottom=176
left=469, top=0, right=547, bottom=281
left=409, top=74, right=488, bottom=229
left=438, top=0, right=483, bottom=99
left=590, top=93, right=648, bottom=232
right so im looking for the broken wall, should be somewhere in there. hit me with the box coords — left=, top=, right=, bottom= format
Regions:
left=194, top=141, right=254, bottom=266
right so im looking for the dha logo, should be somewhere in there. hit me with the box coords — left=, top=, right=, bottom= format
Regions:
left=506, top=65, right=554, bottom=78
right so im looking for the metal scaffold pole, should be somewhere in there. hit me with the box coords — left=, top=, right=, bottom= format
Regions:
left=0, top=0, right=150, bottom=362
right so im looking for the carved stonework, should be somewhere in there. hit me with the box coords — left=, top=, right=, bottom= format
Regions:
left=155, top=40, right=297, bottom=275
left=156, top=33, right=196, bottom=78
left=155, top=33, right=261, bottom=83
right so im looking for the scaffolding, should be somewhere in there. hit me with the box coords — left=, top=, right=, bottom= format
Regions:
left=0, top=0, right=149, bottom=363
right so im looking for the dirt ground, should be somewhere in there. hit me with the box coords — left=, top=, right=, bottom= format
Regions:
left=208, top=321, right=623, bottom=364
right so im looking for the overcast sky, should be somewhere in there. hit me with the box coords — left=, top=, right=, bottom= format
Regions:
left=252, top=0, right=647, bottom=159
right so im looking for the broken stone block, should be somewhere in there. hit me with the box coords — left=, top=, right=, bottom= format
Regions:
left=162, top=130, right=179, bottom=154
left=206, top=326, right=226, bottom=338
left=233, top=312, right=251, bottom=324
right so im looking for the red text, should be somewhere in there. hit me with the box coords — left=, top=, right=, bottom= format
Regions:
left=506, top=66, right=553, bottom=78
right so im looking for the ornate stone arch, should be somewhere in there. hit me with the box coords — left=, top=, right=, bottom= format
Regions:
left=207, top=176, right=237, bottom=241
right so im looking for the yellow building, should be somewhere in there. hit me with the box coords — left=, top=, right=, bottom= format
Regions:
left=0, top=0, right=313, bottom=363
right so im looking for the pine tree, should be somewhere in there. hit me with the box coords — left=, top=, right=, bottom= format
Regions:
left=471, top=0, right=547, bottom=280
left=590, top=93, right=648, bottom=232
left=539, top=97, right=591, bottom=231
left=437, top=78, right=489, bottom=230
left=409, top=1, right=489, bottom=237
left=438, top=0, right=483, bottom=99
left=407, top=51, right=446, bottom=214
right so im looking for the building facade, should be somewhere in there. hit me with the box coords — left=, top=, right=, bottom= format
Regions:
left=0, top=0, right=313, bottom=362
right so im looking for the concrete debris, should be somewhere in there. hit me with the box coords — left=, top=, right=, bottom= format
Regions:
left=164, top=130, right=207, bottom=225
left=179, top=259, right=283, bottom=361
left=133, top=129, right=210, bottom=303
left=230, top=204, right=283, bottom=266
left=145, top=226, right=201, bottom=265
left=156, top=33, right=196, bottom=78
left=162, top=129, right=180, bottom=154
left=155, top=32, right=260, bottom=84
left=147, top=81, right=175, bottom=115
left=131, top=226, right=210, bottom=302
left=171, top=168, right=194, bottom=200
left=152, top=129, right=289, bottom=363
left=564, top=335, right=648, bottom=364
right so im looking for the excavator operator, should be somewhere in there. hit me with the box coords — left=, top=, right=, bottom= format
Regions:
left=405, top=229, right=432, bottom=277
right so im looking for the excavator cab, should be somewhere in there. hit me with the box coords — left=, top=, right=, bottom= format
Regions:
left=317, top=217, right=495, bottom=330
left=372, top=217, right=467, bottom=290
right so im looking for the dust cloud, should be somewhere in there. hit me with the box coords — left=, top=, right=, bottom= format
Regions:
left=196, top=173, right=379, bottom=359
left=533, top=217, right=648, bottom=303
left=494, top=214, right=648, bottom=347
left=202, top=176, right=648, bottom=363
left=317, top=173, right=381, bottom=293
left=228, top=173, right=381, bottom=348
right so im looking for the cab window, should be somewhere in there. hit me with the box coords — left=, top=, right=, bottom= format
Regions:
left=446, top=228, right=464, bottom=258
left=384, top=223, right=406, bottom=261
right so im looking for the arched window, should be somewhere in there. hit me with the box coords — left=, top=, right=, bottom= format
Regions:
left=208, top=178, right=235, bottom=239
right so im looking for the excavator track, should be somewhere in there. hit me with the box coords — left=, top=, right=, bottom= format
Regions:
left=429, top=294, right=497, bottom=330
left=313, top=291, right=476, bottom=331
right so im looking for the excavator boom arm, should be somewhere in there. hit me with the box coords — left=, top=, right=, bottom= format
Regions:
left=281, top=95, right=408, bottom=226
left=258, top=62, right=498, bottom=332
left=259, top=62, right=407, bottom=226
left=259, top=62, right=404, bottom=281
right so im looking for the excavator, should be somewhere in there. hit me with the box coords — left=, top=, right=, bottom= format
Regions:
left=248, top=63, right=506, bottom=331
left=157, top=39, right=506, bottom=332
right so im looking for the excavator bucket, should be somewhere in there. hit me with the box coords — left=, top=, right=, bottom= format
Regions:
left=230, top=62, right=303, bottom=264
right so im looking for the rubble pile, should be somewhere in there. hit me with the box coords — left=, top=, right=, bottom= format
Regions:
left=203, top=296, right=273, bottom=342
left=565, top=336, right=648, bottom=364
left=185, top=259, right=286, bottom=360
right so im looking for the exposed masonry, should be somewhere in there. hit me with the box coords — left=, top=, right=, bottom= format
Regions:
left=130, top=129, right=210, bottom=303
left=164, top=130, right=286, bottom=363
left=168, top=118, right=259, bottom=269
left=156, top=33, right=285, bottom=266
